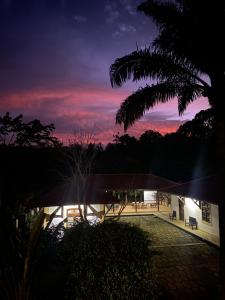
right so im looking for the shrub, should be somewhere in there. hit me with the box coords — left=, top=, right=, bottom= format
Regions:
left=61, top=220, right=159, bottom=300
left=30, top=224, right=66, bottom=300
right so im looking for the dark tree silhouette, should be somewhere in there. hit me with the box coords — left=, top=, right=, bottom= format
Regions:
left=59, top=130, right=100, bottom=221
left=110, top=0, right=225, bottom=293
left=113, top=133, right=139, bottom=147
left=0, top=112, right=61, bottom=147
left=0, top=112, right=23, bottom=145
left=139, top=129, right=162, bottom=145
left=177, top=108, right=214, bottom=139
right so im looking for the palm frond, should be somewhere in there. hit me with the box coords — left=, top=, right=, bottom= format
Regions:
left=110, top=48, right=154, bottom=87
left=143, top=0, right=225, bottom=75
left=110, top=0, right=217, bottom=131
left=138, top=0, right=182, bottom=30
left=178, top=83, right=204, bottom=114
left=110, top=49, right=202, bottom=88
left=116, top=82, right=180, bottom=130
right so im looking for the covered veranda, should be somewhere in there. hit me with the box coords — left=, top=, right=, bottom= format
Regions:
left=105, top=190, right=171, bottom=216
left=29, top=173, right=177, bottom=223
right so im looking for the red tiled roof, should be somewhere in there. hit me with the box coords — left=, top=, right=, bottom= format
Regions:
left=28, top=185, right=118, bottom=208
left=28, top=173, right=176, bottom=208
left=159, top=175, right=218, bottom=204
left=28, top=174, right=218, bottom=207
left=87, top=173, right=175, bottom=190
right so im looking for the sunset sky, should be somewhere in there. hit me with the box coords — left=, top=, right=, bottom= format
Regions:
left=0, top=0, right=209, bottom=144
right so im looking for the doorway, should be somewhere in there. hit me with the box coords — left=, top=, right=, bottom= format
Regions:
left=178, top=198, right=184, bottom=221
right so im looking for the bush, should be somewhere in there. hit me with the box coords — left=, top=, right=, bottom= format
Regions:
left=61, top=221, right=159, bottom=300
left=30, top=225, right=66, bottom=300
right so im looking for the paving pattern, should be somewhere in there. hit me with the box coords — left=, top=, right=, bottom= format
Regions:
left=120, top=215, right=219, bottom=300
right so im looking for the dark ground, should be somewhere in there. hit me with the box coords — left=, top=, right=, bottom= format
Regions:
left=120, top=215, right=219, bottom=300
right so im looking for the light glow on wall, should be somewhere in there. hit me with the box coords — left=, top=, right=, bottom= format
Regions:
left=185, top=198, right=199, bottom=213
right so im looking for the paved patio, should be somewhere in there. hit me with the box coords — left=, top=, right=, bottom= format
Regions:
left=155, top=211, right=220, bottom=247
left=120, top=215, right=219, bottom=300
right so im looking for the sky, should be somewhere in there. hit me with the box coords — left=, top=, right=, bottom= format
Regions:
left=0, top=0, right=209, bottom=144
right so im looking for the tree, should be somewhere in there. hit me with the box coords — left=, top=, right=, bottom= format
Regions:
left=61, top=130, right=101, bottom=221
left=0, top=112, right=23, bottom=145
left=110, top=0, right=225, bottom=294
left=0, top=112, right=61, bottom=147
left=113, top=132, right=139, bottom=147
left=139, top=130, right=162, bottom=145
left=0, top=203, right=62, bottom=300
left=176, top=108, right=214, bottom=139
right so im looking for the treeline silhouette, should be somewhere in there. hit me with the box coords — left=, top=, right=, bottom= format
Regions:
left=0, top=109, right=215, bottom=209
left=96, top=108, right=215, bottom=180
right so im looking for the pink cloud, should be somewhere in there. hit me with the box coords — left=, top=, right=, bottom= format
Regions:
left=0, top=87, right=210, bottom=144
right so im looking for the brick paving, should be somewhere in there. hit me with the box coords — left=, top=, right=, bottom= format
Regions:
left=155, top=212, right=220, bottom=246
left=120, top=215, right=219, bottom=300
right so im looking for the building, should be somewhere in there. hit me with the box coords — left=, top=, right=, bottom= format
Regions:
left=29, top=173, right=176, bottom=224
left=160, top=175, right=219, bottom=238
left=29, top=173, right=219, bottom=241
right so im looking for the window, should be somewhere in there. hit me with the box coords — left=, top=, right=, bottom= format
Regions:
left=201, top=201, right=211, bottom=223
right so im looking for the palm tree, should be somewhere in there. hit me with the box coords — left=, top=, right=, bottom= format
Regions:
left=111, top=48, right=209, bottom=130
left=110, top=0, right=225, bottom=294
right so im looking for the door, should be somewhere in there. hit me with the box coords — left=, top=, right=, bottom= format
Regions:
left=178, top=199, right=184, bottom=221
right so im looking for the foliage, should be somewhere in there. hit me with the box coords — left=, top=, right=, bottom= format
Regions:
left=0, top=144, right=66, bottom=214
left=30, top=223, right=66, bottom=300
left=110, top=48, right=206, bottom=130
left=0, top=112, right=61, bottom=147
left=61, top=221, right=159, bottom=300
left=0, top=207, right=47, bottom=300
left=59, top=131, right=101, bottom=220
left=1, top=219, right=158, bottom=300
left=177, top=108, right=214, bottom=139
left=0, top=110, right=215, bottom=200
left=95, top=114, right=215, bottom=181
left=139, top=130, right=162, bottom=145
left=0, top=200, right=64, bottom=300
left=110, top=0, right=224, bottom=130
left=113, top=133, right=139, bottom=147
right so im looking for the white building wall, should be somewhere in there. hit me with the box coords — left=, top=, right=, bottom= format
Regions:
left=183, top=198, right=201, bottom=224
left=44, top=206, right=64, bottom=226
left=144, top=191, right=157, bottom=202
left=44, top=204, right=103, bottom=226
left=170, top=195, right=180, bottom=219
left=90, top=204, right=101, bottom=211
left=211, top=204, right=219, bottom=236
left=184, top=198, right=219, bottom=236
left=44, top=204, right=103, bottom=217
left=171, top=195, right=219, bottom=237
left=199, top=204, right=219, bottom=236
left=170, top=196, right=219, bottom=238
